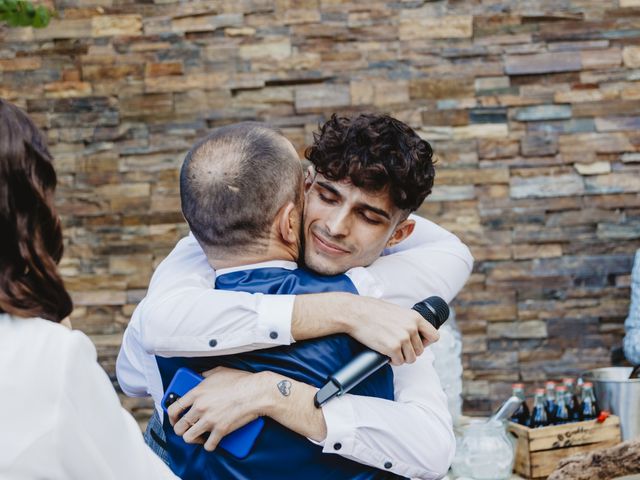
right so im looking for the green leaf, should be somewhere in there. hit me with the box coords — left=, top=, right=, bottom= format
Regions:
left=14, top=6, right=32, bottom=26
left=0, top=1, right=53, bottom=28
left=33, top=5, right=51, bottom=28
left=32, top=4, right=48, bottom=27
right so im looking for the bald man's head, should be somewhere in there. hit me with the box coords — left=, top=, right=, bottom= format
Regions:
left=180, top=122, right=303, bottom=255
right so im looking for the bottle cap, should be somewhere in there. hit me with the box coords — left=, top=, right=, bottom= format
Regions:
left=556, top=385, right=567, bottom=392
left=534, top=388, right=545, bottom=394
left=583, top=382, right=593, bottom=388
left=545, top=381, right=556, bottom=387
left=563, top=378, right=574, bottom=385
left=512, top=383, right=525, bottom=389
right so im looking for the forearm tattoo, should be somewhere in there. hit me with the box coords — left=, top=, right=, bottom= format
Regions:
left=277, top=380, right=292, bottom=397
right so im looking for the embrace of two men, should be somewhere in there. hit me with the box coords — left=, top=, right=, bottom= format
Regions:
left=117, top=113, right=474, bottom=479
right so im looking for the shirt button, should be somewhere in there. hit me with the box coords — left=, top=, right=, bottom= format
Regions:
left=269, top=331, right=278, bottom=339
left=333, top=442, right=342, bottom=450
left=384, top=461, right=392, bottom=469
left=209, top=339, right=217, bottom=347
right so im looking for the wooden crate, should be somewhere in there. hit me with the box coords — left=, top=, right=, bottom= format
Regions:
left=507, top=415, right=621, bottom=479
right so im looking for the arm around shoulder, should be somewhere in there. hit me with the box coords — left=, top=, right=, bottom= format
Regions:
left=138, top=234, right=295, bottom=357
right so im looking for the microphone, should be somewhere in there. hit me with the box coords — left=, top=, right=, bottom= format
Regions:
left=314, top=296, right=449, bottom=407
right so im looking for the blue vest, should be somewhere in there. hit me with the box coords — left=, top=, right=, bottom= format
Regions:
left=156, top=266, right=400, bottom=480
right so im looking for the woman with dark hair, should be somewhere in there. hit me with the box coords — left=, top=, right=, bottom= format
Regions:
left=0, top=99, right=177, bottom=479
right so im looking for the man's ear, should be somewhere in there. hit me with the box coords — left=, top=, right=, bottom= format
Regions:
left=304, top=165, right=315, bottom=193
left=385, top=218, right=415, bottom=249
left=277, top=201, right=299, bottom=246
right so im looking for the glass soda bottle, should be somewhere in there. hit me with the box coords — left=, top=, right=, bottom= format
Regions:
left=580, top=382, right=600, bottom=420
left=510, top=383, right=530, bottom=426
left=554, top=385, right=570, bottom=425
left=576, top=377, right=584, bottom=397
left=562, top=378, right=581, bottom=422
left=544, top=381, right=557, bottom=424
left=528, top=388, right=549, bottom=428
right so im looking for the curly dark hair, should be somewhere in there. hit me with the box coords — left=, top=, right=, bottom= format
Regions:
left=305, top=113, right=435, bottom=212
left=0, top=99, right=72, bottom=322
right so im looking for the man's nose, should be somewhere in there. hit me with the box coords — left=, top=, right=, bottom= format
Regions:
left=325, top=207, right=349, bottom=237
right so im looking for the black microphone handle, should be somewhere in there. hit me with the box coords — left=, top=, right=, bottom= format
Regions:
left=324, top=296, right=450, bottom=400
left=331, top=350, right=389, bottom=393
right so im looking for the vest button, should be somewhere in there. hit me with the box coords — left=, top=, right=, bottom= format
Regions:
left=333, top=442, right=342, bottom=450
left=209, top=339, right=217, bottom=347
left=384, top=462, right=392, bottom=469
left=269, top=331, right=278, bottom=339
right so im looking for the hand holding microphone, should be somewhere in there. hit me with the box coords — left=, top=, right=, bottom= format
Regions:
left=343, top=295, right=443, bottom=366
left=315, top=296, right=449, bottom=407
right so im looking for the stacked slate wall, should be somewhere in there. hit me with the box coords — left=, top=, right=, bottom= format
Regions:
left=2, top=0, right=639, bottom=413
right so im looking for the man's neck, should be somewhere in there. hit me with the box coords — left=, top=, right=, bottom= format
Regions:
left=206, top=243, right=298, bottom=271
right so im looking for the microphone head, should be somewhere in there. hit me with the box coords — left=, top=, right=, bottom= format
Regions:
left=426, top=296, right=449, bottom=327
left=412, top=296, right=450, bottom=329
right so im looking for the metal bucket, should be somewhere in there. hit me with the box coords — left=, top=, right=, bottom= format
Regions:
left=584, top=367, right=640, bottom=441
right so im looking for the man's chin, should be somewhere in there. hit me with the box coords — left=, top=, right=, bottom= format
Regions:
left=303, top=254, right=347, bottom=276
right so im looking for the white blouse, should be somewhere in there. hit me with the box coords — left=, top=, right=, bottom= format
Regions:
left=0, top=314, right=177, bottom=480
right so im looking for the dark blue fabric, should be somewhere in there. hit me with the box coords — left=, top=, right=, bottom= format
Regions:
left=156, top=266, right=400, bottom=480
left=144, top=409, right=171, bottom=466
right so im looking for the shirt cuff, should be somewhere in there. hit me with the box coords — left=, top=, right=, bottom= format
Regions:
left=256, top=294, right=295, bottom=345
left=320, top=395, right=357, bottom=454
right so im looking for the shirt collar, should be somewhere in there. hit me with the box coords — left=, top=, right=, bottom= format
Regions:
left=216, top=260, right=298, bottom=276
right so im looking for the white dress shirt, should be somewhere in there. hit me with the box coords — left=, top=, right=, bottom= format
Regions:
left=0, top=314, right=177, bottom=480
left=116, top=214, right=473, bottom=479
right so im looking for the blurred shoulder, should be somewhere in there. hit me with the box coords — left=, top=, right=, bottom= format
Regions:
left=0, top=314, right=96, bottom=361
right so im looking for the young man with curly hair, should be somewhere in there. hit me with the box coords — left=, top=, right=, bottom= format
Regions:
left=302, top=114, right=435, bottom=276
left=117, top=114, right=473, bottom=479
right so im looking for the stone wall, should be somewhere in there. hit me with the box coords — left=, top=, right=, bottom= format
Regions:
left=2, top=0, right=639, bottom=413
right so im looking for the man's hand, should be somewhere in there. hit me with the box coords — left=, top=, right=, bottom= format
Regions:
left=167, top=367, right=270, bottom=452
left=292, top=293, right=439, bottom=366
left=344, top=296, right=440, bottom=366
left=167, top=367, right=328, bottom=449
